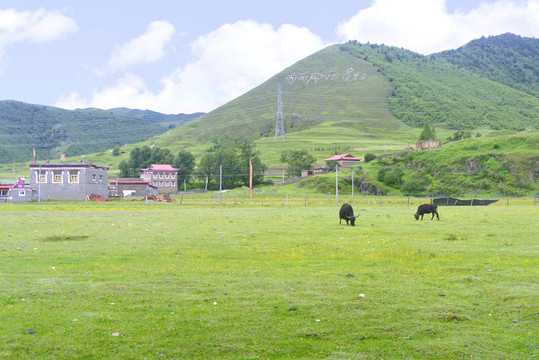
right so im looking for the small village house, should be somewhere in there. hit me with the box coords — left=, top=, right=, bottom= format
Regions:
left=110, top=178, right=158, bottom=197
left=29, top=160, right=109, bottom=201
left=0, top=178, right=33, bottom=203
left=323, top=154, right=362, bottom=168
left=140, top=164, right=178, bottom=194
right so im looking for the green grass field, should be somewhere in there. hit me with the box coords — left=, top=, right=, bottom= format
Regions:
left=1, top=197, right=537, bottom=359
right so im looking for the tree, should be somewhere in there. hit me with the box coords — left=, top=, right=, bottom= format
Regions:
left=325, top=160, right=339, bottom=169
left=197, top=136, right=266, bottom=189
left=235, top=137, right=266, bottom=186
left=419, top=118, right=436, bottom=141
left=173, top=150, right=196, bottom=187
left=118, top=146, right=175, bottom=178
left=401, top=179, right=422, bottom=194
left=112, top=146, right=121, bottom=156
left=281, top=149, right=316, bottom=177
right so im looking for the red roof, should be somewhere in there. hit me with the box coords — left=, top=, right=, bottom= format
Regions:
left=323, top=154, right=361, bottom=161
left=141, top=164, right=178, bottom=171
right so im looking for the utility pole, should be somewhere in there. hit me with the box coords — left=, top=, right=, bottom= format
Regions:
left=336, top=165, right=339, bottom=206
left=219, top=165, right=222, bottom=206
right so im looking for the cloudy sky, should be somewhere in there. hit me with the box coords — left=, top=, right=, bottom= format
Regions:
left=1, top=0, right=537, bottom=114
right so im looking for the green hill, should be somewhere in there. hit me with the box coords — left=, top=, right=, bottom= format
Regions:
left=132, top=44, right=418, bottom=166
left=0, top=101, right=166, bottom=162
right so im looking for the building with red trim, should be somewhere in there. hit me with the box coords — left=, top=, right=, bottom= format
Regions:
left=141, top=164, right=178, bottom=194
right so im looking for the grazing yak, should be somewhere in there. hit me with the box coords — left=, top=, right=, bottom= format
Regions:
left=415, top=203, right=440, bottom=220
left=339, top=203, right=358, bottom=226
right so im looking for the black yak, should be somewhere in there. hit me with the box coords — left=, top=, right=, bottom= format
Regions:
left=415, top=203, right=439, bottom=220
left=339, top=203, right=358, bottom=226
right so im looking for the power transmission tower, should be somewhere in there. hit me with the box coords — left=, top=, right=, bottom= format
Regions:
left=274, top=84, right=285, bottom=141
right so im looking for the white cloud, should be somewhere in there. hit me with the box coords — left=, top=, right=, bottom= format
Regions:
left=0, top=8, right=77, bottom=64
left=336, top=0, right=539, bottom=54
left=57, top=20, right=326, bottom=113
left=56, top=73, right=156, bottom=110
left=100, top=20, right=175, bottom=73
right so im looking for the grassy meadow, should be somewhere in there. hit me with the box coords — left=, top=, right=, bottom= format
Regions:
left=1, top=196, right=537, bottom=359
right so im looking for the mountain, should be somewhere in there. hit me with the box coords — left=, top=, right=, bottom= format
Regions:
left=145, top=44, right=414, bottom=154
left=143, top=34, right=538, bottom=158
left=107, top=108, right=204, bottom=128
left=0, top=101, right=166, bottom=162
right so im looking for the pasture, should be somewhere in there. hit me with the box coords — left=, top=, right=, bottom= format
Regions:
left=1, top=197, right=537, bottom=359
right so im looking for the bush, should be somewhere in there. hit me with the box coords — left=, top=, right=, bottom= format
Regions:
left=364, top=153, right=376, bottom=162
left=401, top=179, right=422, bottom=194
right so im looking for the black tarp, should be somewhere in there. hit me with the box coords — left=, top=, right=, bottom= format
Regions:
left=433, top=197, right=499, bottom=206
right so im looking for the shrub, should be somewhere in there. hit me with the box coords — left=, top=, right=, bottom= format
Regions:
left=401, top=179, right=422, bottom=194
left=364, top=153, right=376, bottom=162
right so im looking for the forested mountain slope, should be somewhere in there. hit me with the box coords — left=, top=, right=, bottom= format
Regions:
left=339, top=35, right=538, bottom=130
left=0, top=101, right=165, bottom=162
left=435, top=33, right=538, bottom=97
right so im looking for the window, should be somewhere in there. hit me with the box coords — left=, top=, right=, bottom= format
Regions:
left=172, top=182, right=175, bottom=187
left=19, top=191, right=26, bottom=196
left=92, top=174, right=97, bottom=182
left=38, top=171, right=47, bottom=183
left=171, top=173, right=176, bottom=179
left=165, top=173, right=170, bottom=179
left=159, top=173, right=164, bottom=179
left=99, top=175, right=103, bottom=182
left=69, top=172, right=79, bottom=183
left=53, top=172, right=62, bottom=183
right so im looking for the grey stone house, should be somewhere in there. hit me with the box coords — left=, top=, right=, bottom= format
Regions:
left=3, top=178, right=34, bottom=203
left=29, top=160, right=109, bottom=201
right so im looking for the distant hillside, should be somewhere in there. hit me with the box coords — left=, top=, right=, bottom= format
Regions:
left=435, top=33, right=539, bottom=97
left=0, top=101, right=165, bottom=162
left=108, top=107, right=204, bottom=128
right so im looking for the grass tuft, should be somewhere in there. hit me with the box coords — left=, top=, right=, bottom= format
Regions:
left=39, top=234, right=89, bottom=242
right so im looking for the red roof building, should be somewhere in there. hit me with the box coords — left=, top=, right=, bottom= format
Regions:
left=322, top=154, right=361, bottom=167
left=140, top=164, right=179, bottom=194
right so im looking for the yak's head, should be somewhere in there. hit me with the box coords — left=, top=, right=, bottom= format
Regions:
left=349, top=215, right=357, bottom=226
left=414, top=213, right=419, bottom=220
